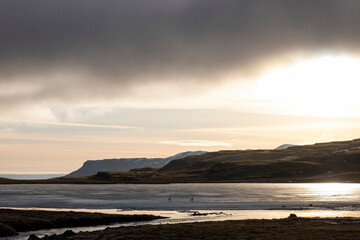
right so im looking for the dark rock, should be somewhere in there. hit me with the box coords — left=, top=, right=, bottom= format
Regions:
left=62, top=230, right=75, bottom=237
left=0, top=223, right=18, bottom=237
left=190, top=211, right=208, bottom=216
left=28, top=234, right=41, bottom=240
left=288, top=213, right=298, bottom=219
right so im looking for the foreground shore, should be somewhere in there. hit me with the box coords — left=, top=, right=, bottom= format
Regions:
left=33, top=216, right=360, bottom=240
left=0, top=209, right=163, bottom=238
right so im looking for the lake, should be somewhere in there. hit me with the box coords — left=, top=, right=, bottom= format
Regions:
left=1, top=183, right=360, bottom=210
left=3, top=183, right=360, bottom=240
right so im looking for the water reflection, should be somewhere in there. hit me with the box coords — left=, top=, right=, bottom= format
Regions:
left=299, top=183, right=360, bottom=201
left=1, top=183, right=360, bottom=210
left=304, top=183, right=358, bottom=194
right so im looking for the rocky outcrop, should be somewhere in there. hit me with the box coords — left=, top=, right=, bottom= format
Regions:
left=66, top=151, right=207, bottom=177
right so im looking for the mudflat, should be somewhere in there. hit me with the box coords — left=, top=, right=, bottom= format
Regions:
left=39, top=217, right=360, bottom=240
left=0, top=209, right=163, bottom=238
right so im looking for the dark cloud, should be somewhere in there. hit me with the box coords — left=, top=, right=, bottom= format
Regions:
left=1, top=0, right=360, bottom=105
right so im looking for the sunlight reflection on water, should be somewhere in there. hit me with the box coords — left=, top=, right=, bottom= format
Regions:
left=297, top=183, right=360, bottom=202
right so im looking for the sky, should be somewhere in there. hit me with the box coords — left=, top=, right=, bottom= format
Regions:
left=1, top=0, right=360, bottom=174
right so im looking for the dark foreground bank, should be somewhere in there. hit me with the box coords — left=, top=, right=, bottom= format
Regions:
left=0, top=209, right=163, bottom=238
left=31, top=216, right=360, bottom=240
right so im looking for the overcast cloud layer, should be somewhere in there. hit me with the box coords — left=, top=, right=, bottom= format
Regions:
left=1, top=0, right=360, bottom=108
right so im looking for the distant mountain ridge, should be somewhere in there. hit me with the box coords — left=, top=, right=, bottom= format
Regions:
left=87, top=138, right=360, bottom=183
left=275, top=144, right=298, bottom=150
left=66, top=151, right=207, bottom=177
left=2, top=139, right=360, bottom=184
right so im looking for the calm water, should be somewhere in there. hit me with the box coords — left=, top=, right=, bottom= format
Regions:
left=2, top=183, right=360, bottom=240
left=0, top=174, right=65, bottom=180
left=1, top=183, right=360, bottom=210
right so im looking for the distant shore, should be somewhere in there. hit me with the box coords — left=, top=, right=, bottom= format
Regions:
left=1, top=176, right=360, bottom=184
left=2, top=139, right=360, bottom=185
left=0, top=209, right=163, bottom=238
left=32, top=216, right=360, bottom=240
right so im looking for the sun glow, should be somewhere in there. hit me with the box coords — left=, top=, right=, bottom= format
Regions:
left=203, top=55, right=360, bottom=118
left=256, top=55, right=360, bottom=117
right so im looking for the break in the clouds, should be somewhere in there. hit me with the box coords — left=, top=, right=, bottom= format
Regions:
left=1, top=0, right=360, bottom=109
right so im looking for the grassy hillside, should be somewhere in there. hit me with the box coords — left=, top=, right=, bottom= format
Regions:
left=85, top=138, right=360, bottom=183
left=2, top=138, right=360, bottom=184
left=154, top=139, right=360, bottom=182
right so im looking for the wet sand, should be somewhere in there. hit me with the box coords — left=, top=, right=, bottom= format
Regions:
left=38, top=216, right=360, bottom=240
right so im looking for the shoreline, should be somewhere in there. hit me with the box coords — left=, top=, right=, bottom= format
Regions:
left=31, top=216, right=360, bottom=240
left=1, top=179, right=360, bottom=184
left=3, top=208, right=360, bottom=239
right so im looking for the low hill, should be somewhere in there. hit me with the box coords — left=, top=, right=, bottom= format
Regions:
left=0, top=178, right=15, bottom=184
